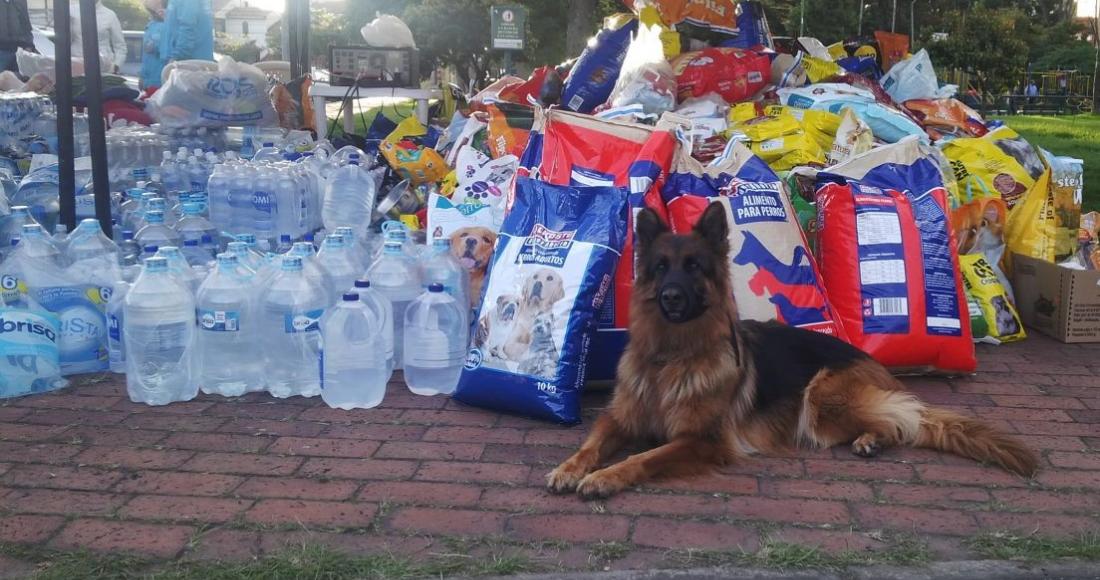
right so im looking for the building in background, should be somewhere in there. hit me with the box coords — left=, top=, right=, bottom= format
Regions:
left=215, top=0, right=279, bottom=48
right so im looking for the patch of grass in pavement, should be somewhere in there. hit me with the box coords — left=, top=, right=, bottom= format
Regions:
left=995, top=114, right=1100, bottom=212
left=968, top=532, right=1100, bottom=562
left=665, top=535, right=931, bottom=571
left=589, top=540, right=632, bottom=563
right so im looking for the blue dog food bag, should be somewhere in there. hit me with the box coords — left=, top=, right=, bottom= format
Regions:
left=0, top=306, right=67, bottom=399
left=455, top=178, right=628, bottom=424
left=561, top=19, right=638, bottom=114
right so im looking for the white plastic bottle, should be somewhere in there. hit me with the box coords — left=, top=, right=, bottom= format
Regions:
left=319, top=292, right=387, bottom=409
left=420, top=237, right=471, bottom=332
left=123, top=256, right=197, bottom=406
left=353, top=279, right=394, bottom=378
left=316, top=234, right=360, bottom=297
left=403, top=283, right=465, bottom=396
left=106, top=280, right=129, bottom=373
left=258, top=255, right=328, bottom=398
left=196, top=253, right=264, bottom=396
left=368, top=241, right=421, bottom=369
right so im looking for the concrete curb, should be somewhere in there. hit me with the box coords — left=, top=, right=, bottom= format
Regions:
left=476, top=560, right=1100, bottom=580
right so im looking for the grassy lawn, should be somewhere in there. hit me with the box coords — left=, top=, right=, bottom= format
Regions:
left=996, top=114, right=1100, bottom=211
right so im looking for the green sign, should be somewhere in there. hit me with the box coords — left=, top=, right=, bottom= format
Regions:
left=490, top=4, right=527, bottom=50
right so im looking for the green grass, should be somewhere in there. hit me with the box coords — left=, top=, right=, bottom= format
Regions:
left=996, top=114, right=1100, bottom=211
left=968, top=532, right=1100, bottom=562
left=664, top=535, right=931, bottom=572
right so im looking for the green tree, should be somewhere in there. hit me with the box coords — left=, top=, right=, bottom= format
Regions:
left=266, top=8, right=348, bottom=63
left=103, top=0, right=149, bottom=30
left=923, top=6, right=1029, bottom=94
left=216, top=33, right=263, bottom=63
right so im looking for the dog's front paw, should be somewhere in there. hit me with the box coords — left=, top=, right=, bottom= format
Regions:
left=546, top=462, right=587, bottom=494
left=576, top=469, right=627, bottom=500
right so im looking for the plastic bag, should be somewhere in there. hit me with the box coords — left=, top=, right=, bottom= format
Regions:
left=672, top=47, right=770, bottom=104
left=1005, top=148, right=1082, bottom=264
left=486, top=103, right=535, bottom=160
left=625, top=0, right=739, bottom=39
left=449, top=146, right=517, bottom=228
left=801, top=55, right=842, bottom=83
left=880, top=49, right=956, bottom=103
left=778, top=83, right=877, bottom=109
left=771, top=53, right=808, bottom=88
left=874, top=31, right=909, bottom=73
left=828, top=107, right=873, bottom=166
left=959, top=253, right=1025, bottom=343
left=940, top=127, right=1040, bottom=210
left=608, top=22, right=677, bottom=115
left=764, top=105, right=842, bottom=150
left=820, top=100, right=928, bottom=144
left=561, top=19, right=638, bottom=113
left=903, top=98, right=987, bottom=140
left=360, top=14, right=416, bottom=48
left=750, top=132, right=825, bottom=170
left=815, top=138, right=975, bottom=374
left=379, top=116, right=449, bottom=185
left=148, top=57, right=278, bottom=129
left=661, top=140, right=846, bottom=338
left=456, top=178, right=629, bottom=424
left=0, top=306, right=67, bottom=399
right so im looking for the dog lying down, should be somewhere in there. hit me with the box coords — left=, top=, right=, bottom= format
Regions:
left=548, top=203, right=1038, bottom=500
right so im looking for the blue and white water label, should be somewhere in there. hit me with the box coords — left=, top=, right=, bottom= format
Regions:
left=198, top=309, right=240, bottom=332
left=283, top=309, right=323, bottom=333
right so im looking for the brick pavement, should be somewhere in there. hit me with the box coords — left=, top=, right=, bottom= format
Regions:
left=0, top=335, right=1099, bottom=572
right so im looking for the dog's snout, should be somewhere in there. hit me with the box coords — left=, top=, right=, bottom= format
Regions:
left=531, top=281, right=543, bottom=299
left=465, top=237, right=478, bottom=249
left=659, top=285, right=686, bottom=312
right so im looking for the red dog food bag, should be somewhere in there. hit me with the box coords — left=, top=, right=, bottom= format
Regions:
left=663, top=140, right=846, bottom=339
left=814, top=138, right=976, bottom=373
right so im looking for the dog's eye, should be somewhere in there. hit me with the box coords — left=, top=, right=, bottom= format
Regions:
left=460, top=233, right=469, bottom=238
left=655, top=259, right=668, bottom=273
left=546, top=275, right=554, bottom=282
left=482, top=237, right=491, bottom=244
left=684, top=258, right=700, bottom=272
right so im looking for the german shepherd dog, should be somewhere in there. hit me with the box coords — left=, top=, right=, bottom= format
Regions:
left=547, top=203, right=1038, bottom=499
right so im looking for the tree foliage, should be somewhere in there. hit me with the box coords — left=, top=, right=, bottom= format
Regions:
left=103, top=0, right=149, bottom=30
left=923, top=6, right=1029, bottom=93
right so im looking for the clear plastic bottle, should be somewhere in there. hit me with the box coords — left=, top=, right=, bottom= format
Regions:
left=367, top=241, right=421, bottom=369
left=316, top=234, right=360, bottom=297
left=181, top=239, right=213, bottom=267
left=155, top=246, right=201, bottom=294
left=176, top=202, right=218, bottom=246
left=333, top=226, right=368, bottom=268
left=117, top=230, right=141, bottom=267
left=275, top=234, right=293, bottom=255
left=106, top=280, right=129, bottom=374
left=123, top=256, right=197, bottom=406
left=322, top=157, right=375, bottom=236
left=65, top=219, right=120, bottom=265
left=258, top=255, right=328, bottom=398
left=403, top=283, right=465, bottom=396
left=160, top=150, right=184, bottom=193
left=135, top=210, right=182, bottom=249
left=118, top=188, right=145, bottom=232
left=354, top=278, right=394, bottom=377
left=197, top=253, right=265, bottom=396
left=187, top=149, right=207, bottom=194
left=226, top=240, right=263, bottom=274
left=290, top=241, right=336, bottom=305
left=319, top=292, right=388, bottom=409
left=420, top=237, right=471, bottom=332
left=253, top=142, right=282, bottom=163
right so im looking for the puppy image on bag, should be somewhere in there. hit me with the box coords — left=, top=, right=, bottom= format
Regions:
left=455, top=178, right=629, bottom=424
left=449, top=226, right=498, bottom=309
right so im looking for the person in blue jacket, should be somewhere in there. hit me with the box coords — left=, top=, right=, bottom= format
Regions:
left=161, top=0, right=214, bottom=63
left=140, top=0, right=167, bottom=90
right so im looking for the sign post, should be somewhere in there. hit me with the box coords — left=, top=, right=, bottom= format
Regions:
left=490, top=4, right=527, bottom=76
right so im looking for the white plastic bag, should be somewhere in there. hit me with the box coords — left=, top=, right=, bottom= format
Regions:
left=607, top=22, right=677, bottom=115
left=880, top=49, right=957, bottom=103
left=148, top=57, right=277, bottom=129
left=361, top=14, right=416, bottom=49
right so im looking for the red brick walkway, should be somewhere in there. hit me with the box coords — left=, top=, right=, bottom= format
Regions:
left=1, top=335, right=1099, bottom=571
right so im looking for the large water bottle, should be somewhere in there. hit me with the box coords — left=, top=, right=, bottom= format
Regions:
left=258, top=255, right=328, bottom=398
left=354, top=279, right=394, bottom=376
left=135, top=210, right=181, bottom=249
left=320, top=292, right=387, bottom=409
left=226, top=241, right=263, bottom=274
left=197, top=253, right=264, bottom=396
left=251, top=166, right=277, bottom=246
left=176, top=202, right=218, bottom=246
left=65, top=219, right=119, bottom=265
left=118, top=188, right=145, bottom=231
left=160, top=151, right=184, bottom=193
left=316, top=234, right=360, bottom=297
left=117, top=230, right=141, bottom=268
left=155, top=246, right=201, bottom=293
left=253, top=142, right=282, bottom=163
left=333, top=226, right=368, bottom=268
left=227, top=163, right=254, bottom=232
left=404, top=283, right=465, bottom=396
left=205, top=164, right=232, bottom=233
left=181, top=239, right=213, bottom=267
left=274, top=166, right=306, bottom=240
left=420, top=237, right=471, bottom=331
left=123, top=256, right=197, bottom=406
left=322, top=157, right=375, bottom=236
left=290, top=241, right=335, bottom=305
left=106, top=280, right=129, bottom=373
left=368, top=241, right=421, bottom=369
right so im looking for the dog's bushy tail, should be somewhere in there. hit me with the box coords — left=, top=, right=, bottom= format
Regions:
left=914, top=407, right=1039, bottom=477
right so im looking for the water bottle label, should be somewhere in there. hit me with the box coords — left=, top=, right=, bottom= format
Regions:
left=252, top=191, right=274, bottom=214
left=31, top=284, right=108, bottom=374
left=190, top=180, right=205, bottom=193
left=283, top=308, right=323, bottom=333
left=132, top=168, right=149, bottom=181
left=198, top=309, right=240, bottom=332
left=138, top=320, right=191, bottom=355
left=108, top=314, right=122, bottom=342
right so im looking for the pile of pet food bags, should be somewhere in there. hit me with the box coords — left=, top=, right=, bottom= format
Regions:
left=416, top=0, right=1094, bottom=424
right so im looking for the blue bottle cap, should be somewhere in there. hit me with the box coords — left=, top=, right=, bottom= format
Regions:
left=201, top=234, right=213, bottom=244
left=354, top=279, right=370, bottom=288
left=342, top=292, right=359, bottom=301
left=184, top=239, right=199, bottom=247
left=122, top=230, right=134, bottom=240
left=428, top=283, right=444, bottom=293
left=143, top=245, right=158, bottom=253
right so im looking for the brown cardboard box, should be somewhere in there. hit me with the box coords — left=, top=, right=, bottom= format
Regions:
left=1012, top=254, right=1100, bottom=343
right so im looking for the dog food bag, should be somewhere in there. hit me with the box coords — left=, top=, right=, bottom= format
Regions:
left=815, top=138, right=976, bottom=373
left=671, top=47, right=770, bottom=104
left=455, top=178, right=629, bottom=424
left=663, top=140, right=847, bottom=338
left=561, top=19, right=638, bottom=114
left=940, top=127, right=1043, bottom=210
left=379, top=117, right=449, bottom=186
left=959, top=253, right=1026, bottom=343
left=0, top=306, right=66, bottom=399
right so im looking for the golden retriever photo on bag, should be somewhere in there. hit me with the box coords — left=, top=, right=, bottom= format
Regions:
left=449, top=226, right=498, bottom=309
left=547, top=202, right=1038, bottom=500
left=472, top=267, right=566, bottom=378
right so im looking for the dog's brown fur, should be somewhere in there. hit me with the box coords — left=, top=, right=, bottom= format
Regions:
left=450, top=226, right=497, bottom=308
left=547, top=203, right=1038, bottom=499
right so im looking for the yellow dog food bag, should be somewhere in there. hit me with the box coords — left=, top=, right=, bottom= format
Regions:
left=940, top=127, right=1039, bottom=210
left=380, top=116, right=449, bottom=185
left=959, top=253, right=1025, bottom=343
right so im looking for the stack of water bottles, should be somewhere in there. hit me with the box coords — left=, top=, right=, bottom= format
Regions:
left=0, top=92, right=51, bottom=154
left=104, top=127, right=173, bottom=193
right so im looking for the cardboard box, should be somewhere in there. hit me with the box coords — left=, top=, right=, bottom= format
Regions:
left=1012, top=254, right=1100, bottom=343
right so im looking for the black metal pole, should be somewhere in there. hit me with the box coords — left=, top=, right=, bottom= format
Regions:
left=54, top=0, right=76, bottom=231
left=288, top=0, right=310, bottom=79
left=78, top=0, right=113, bottom=238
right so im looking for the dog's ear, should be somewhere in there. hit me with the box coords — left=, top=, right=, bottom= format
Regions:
left=693, top=202, right=729, bottom=257
left=635, top=208, right=668, bottom=250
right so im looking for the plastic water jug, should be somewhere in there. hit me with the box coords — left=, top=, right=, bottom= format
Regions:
left=319, top=292, right=387, bottom=409
left=124, top=256, right=197, bottom=405
left=403, top=283, right=465, bottom=395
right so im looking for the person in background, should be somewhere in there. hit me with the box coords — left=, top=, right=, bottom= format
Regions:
left=0, top=0, right=34, bottom=74
left=161, top=0, right=214, bottom=63
left=140, top=0, right=167, bottom=91
left=70, top=0, right=128, bottom=74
